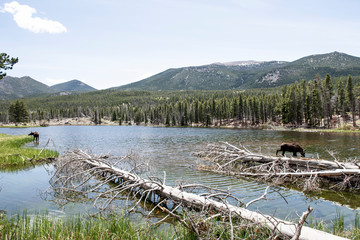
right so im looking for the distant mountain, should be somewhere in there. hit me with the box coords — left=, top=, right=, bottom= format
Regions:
left=115, top=52, right=360, bottom=90
left=50, top=80, right=96, bottom=92
left=0, top=76, right=96, bottom=100
left=114, top=61, right=287, bottom=91
left=0, top=76, right=50, bottom=99
left=253, top=51, right=360, bottom=88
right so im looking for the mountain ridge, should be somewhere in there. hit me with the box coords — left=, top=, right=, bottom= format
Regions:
left=0, top=76, right=96, bottom=100
left=50, top=79, right=96, bottom=93
left=115, top=51, right=360, bottom=91
left=2, top=51, right=360, bottom=100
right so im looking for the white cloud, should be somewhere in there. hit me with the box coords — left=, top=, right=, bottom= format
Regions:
left=3, top=1, right=67, bottom=34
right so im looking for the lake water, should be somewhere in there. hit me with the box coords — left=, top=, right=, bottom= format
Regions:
left=0, top=126, right=360, bottom=226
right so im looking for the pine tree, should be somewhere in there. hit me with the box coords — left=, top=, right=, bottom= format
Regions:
left=8, top=100, right=29, bottom=125
left=337, top=79, right=346, bottom=122
left=281, top=86, right=296, bottom=125
left=206, top=113, right=211, bottom=127
left=238, top=94, right=244, bottom=124
left=346, top=75, right=356, bottom=127
left=165, top=111, right=170, bottom=126
left=311, top=81, right=322, bottom=127
left=0, top=53, right=18, bottom=80
left=183, top=101, right=188, bottom=126
left=111, top=110, right=117, bottom=121
left=144, top=112, right=148, bottom=125
left=304, top=94, right=312, bottom=126
left=323, top=74, right=333, bottom=128
left=194, top=100, right=199, bottom=123
left=231, top=97, right=238, bottom=119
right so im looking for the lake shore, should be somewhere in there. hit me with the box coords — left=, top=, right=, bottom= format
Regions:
left=0, top=133, right=58, bottom=167
left=1, top=117, right=360, bottom=133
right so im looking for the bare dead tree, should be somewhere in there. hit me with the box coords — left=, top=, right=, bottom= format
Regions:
left=195, top=142, right=360, bottom=192
left=46, top=149, right=347, bottom=240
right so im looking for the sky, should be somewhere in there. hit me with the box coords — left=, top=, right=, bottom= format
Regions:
left=1, top=0, right=360, bottom=90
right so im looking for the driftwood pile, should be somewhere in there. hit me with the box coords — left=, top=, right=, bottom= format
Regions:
left=195, top=142, right=360, bottom=192
left=48, top=149, right=348, bottom=240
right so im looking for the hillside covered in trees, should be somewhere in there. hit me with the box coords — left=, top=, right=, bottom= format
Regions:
left=0, top=76, right=97, bottom=100
left=115, top=52, right=360, bottom=91
left=1, top=74, right=359, bottom=129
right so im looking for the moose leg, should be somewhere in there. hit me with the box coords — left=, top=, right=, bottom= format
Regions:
left=293, top=151, right=297, bottom=157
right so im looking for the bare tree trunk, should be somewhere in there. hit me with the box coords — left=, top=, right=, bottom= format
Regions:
left=51, top=150, right=348, bottom=240
left=195, top=142, right=360, bottom=191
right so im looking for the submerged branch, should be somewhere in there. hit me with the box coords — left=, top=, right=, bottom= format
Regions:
left=195, top=143, right=360, bottom=192
left=48, top=149, right=347, bottom=240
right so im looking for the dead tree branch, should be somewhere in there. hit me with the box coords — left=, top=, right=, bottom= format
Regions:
left=195, top=143, right=360, bottom=192
left=47, top=149, right=347, bottom=240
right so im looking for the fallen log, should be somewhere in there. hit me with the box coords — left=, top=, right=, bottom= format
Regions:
left=207, top=142, right=360, bottom=170
left=50, top=150, right=348, bottom=240
left=202, top=168, right=360, bottom=178
left=195, top=142, right=360, bottom=191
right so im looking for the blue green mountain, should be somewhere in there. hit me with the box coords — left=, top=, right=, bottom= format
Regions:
left=115, top=52, right=360, bottom=90
left=0, top=76, right=96, bottom=100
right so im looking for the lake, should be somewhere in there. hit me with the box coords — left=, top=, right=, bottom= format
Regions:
left=0, top=126, right=359, bottom=226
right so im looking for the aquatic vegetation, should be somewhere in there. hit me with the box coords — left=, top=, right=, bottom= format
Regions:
left=0, top=212, right=195, bottom=240
left=333, top=211, right=345, bottom=235
left=0, top=133, right=58, bottom=168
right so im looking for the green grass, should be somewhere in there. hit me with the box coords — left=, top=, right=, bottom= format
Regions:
left=308, top=213, right=360, bottom=239
left=0, top=133, right=58, bottom=168
left=0, top=212, right=195, bottom=240
left=1, top=210, right=360, bottom=239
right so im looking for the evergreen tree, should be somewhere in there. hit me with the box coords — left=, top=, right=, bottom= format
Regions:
left=311, top=80, right=323, bottom=127
left=194, top=100, right=199, bottom=123
left=231, top=97, right=238, bottom=118
left=144, top=112, right=148, bottom=125
left=238, top=94, right=244, bottom=124
left=111, top=110, right=117, bottom=121
left=346, top=75, right=356, bottom=126
left=172, top=115, right=177, bottom=126
left=0, top=53, right=18, bottom=80
left=8, top=100, right=29, bottom=124
left=337, top=79, right=346, bottom=122
left=165, top=111, right=170, bottom=126
left=183, top=101, right=188, bottom=126
left=304, top=94, right=312, bottom=126
left=94, top=110, right=98, bottom=124
left=323, top=74, right=333, bottom=128
left=206, top=113, right=211, bottom=127
left=281, top=86, right=296, bottom=125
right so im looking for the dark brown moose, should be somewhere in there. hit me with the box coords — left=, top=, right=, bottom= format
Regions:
left=28, top=131, right=39, bottom=143
left=276, top=142, right=305, bottom=157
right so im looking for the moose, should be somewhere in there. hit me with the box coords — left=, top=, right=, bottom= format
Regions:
left=28, top=131, right=39, bottom=143
left=276, top=142, right=305, bottom=157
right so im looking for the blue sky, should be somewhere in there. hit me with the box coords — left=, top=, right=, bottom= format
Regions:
left=1, top=0, right=360, bottom=89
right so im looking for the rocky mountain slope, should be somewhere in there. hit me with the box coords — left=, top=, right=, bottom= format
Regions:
left=0, top=76, right=96, bottom=100
left=115, top=52, right=360, bottom=90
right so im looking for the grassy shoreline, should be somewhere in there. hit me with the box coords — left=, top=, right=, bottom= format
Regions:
left=1, top=211, right=359, bottom=239
left=0, top=212, right=195, bottom=240
left=0, top=133, right=58, bottom=167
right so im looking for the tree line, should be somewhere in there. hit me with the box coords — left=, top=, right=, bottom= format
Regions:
left=1, top=74, right=359, bottom=128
